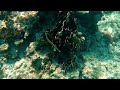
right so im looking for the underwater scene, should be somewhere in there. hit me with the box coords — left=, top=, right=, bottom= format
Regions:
left=0, top=11, right=120, bottom=79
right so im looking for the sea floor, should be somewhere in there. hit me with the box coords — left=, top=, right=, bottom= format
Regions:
left=0, top=11, right=120, bottom=79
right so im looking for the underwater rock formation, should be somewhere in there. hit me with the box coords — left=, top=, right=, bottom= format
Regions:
left=1, top=11, right=120, bottom=79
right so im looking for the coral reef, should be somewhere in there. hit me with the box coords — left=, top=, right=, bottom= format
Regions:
left=1, top=11, right=120, bottom=79
left=0, top=11, right=38, bottom=40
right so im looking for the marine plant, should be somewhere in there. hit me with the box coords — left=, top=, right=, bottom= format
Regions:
left=36, top=11, right=85, bottom=71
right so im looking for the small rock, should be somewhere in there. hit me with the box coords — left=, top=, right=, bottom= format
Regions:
left=0, top=20, right=7, bottom=29
left=26, top=42, right=36, bottom=55
left=14, top=59, right=24, bottom=69
left=41, top=72, right=50, bottom=79
left=14, top=39, right=24, bottom=46
left=0, top=43, right=9, bottom=51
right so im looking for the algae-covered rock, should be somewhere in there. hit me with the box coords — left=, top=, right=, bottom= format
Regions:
left=97, top=11, right=120, bottom=61
left=26, top=42, right=36, bottom=55
left=0, top=11, right=38, bottom=39
left=82, top=59, right=120, bottom=79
